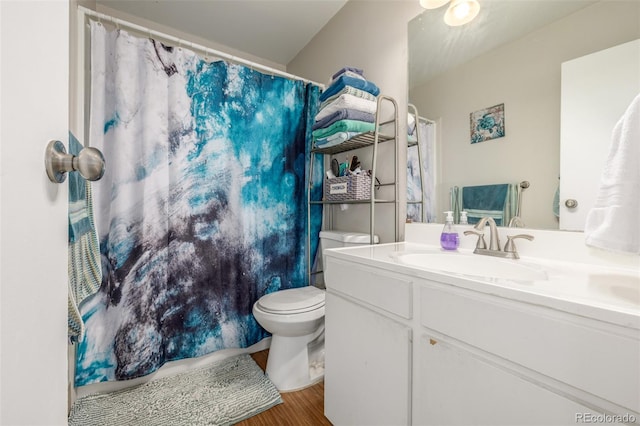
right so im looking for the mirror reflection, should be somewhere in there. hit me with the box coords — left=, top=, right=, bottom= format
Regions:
left=407, top=0, right=640, bottom=230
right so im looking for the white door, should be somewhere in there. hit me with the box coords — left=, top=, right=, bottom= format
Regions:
left=560, top=39, right=640, bottom=231
left=1, top=1, right=70, bottom=424
left=325, top=292, right=412, bottom=426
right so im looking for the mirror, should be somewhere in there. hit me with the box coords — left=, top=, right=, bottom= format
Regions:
left=408, top=0, right=640, bottom=230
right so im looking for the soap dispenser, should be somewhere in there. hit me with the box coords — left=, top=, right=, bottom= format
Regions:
left=460, top=211, right=468, bottom=225
left=440, top=211, right=460, bottom=250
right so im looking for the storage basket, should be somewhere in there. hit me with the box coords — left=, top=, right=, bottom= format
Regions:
left=324, top=174, right=372, bottom=201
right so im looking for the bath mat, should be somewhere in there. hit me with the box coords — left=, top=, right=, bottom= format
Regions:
left=68, top=353, right=282, bottom=426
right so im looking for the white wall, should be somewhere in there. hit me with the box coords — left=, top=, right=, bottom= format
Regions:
left=410, top=0, right=640, bottom=230
left=0, top=1, right=70, bottom=424
left=288, top=0, right=424, bottom=243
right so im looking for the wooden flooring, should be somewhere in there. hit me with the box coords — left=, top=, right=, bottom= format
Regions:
left=235, top=350, right=333, bottom=426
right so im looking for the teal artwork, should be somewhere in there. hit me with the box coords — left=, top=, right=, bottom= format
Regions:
left=470, top=103, right=505, bottom=144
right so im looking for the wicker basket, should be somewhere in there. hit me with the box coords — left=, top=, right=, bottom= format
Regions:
left=324, top=174, right=372, bottom=201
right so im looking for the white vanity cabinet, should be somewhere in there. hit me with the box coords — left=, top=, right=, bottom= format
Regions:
left=324, top=256, right=414, bottom=426
left=323, top=246, right=640, bottom=426
left=415, top=282, right=636, bottom=425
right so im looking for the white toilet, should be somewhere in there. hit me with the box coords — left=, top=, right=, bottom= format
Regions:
left=252, top=230, right=378, bottom=392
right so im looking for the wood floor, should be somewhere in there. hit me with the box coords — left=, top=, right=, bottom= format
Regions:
left=235, top=350, right=333, bottom=426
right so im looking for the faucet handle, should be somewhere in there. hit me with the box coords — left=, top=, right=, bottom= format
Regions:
left=504, top=234, right=534, bottom=258
left=463, top=230, right=487, bottom=250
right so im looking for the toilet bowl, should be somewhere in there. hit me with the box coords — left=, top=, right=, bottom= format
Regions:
left=252, top=230, right=378, bottom=392
left=252, top=285, right=326, bottom=392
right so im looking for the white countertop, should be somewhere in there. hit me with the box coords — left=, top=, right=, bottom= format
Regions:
left=324, top=241, right=640, bottom=330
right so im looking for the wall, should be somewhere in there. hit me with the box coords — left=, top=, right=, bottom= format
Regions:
left=410, top=1, right=640, bottom=230
left=288, top=0, right=424, bottom=243
left=0, top=1, right=69, bottom=424
left=95, top=4, right=287, bottom=73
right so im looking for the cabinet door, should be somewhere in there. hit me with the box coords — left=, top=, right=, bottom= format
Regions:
left=325, top=292, right=412, bottom=425
left=415, top=335, right=603, bottom=426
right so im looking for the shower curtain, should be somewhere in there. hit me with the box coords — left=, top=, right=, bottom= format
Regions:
left=75, top=22, right=322, bottom=386
left=407, top=119, right=435, bottom=223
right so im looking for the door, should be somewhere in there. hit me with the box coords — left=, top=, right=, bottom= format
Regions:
left=324, top=292, right=412, bottom=426
left=1, top=1, right=70, bottom=424
left=560, top=39, right=640, bottom=231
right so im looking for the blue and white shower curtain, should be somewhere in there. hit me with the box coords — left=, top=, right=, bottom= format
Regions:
left=75, top=22, right=322, bottom=386
left=407, top=119, right=435, bottom=223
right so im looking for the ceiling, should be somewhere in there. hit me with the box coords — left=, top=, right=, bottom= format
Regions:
left=95, top=0, right=599, bottom=86
left=408, top=0, right=598, bottom=89
left=96, top=0, right=348, bottom=66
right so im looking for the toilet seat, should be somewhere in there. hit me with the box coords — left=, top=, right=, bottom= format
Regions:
left=257, top=286, right=325, bottom=314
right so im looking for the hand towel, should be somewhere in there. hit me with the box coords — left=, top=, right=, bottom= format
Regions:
left=584, top=93, right=640, bottom=254
left=312, top=119, right=375, bottom=140
left=320, top=86, right=377, bottom=110
left=68, top=132, right=103, bottom=342
left=312, top=108, right=375, bottom=130
left=331, top=66, right=364, bottom=80
left=315, top=94, right=377, bottom=122
left=462, top=183, right=510, bottom=226
left=319, top=75, right=380, bottom=102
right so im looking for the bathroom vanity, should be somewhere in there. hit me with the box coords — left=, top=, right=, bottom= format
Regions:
left=323, top=224, right=639, bottom=425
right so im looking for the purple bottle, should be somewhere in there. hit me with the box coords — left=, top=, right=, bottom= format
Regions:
left=440, top=211, right=460, bottom=251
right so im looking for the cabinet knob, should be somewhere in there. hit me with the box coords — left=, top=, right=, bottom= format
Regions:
left=565, top=199, right=578, bottom=209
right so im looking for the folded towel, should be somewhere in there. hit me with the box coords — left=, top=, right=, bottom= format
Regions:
left=313, top=108, right=375, bottom=130
left=312, top=119, right=375, bottom=140
left=408, top=113, right=416, bottom=136
left=320, top=86, right=377, bottom=110
left=319, top=75, right=380, bottom=102
left=330, top=70, right=366, bottom=84
left=331, top=66, right=364, bottom=80
left=585, top=93, right=640, bottom=254
left=68, top=132, right=102, bottom=342
left=315, top=94, right=377, bottom=122
left=315, top=131, right=362, bottom=148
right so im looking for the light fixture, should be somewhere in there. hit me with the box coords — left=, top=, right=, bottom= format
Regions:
left=444, top=0, right=480, bottom=26
left=419, top=0, right=450, bottom=9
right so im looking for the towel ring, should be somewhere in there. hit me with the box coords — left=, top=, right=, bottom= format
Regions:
left=45, top=140, right=106, bottom=183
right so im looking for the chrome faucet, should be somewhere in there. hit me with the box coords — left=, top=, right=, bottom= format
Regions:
left=464, top=216, right=534, bottom=259
left=508, top=216, right=526, bottom=228
left=474, top=217, right=501, bottom=250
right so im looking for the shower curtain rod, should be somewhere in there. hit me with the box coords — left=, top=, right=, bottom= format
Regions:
left=78, top=6, right=325, bottom=88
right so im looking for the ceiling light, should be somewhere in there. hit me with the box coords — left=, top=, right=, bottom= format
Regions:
left=419, top=0, right=450, bottom=9
left=444, top=0, right=480, bottom=26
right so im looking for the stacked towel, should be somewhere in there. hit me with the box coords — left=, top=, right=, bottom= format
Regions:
left=68, top=132, right=103, bottom=343
left=313, top=67, right=380, bottom=147
left=407, top=113, right=417, bottom=144
left=585, top=93, right=640, bottom=254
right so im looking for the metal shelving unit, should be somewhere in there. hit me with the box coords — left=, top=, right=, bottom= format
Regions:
left=407, top=103, right=424, bottom=221
left=306, top=95, right=399, bottom=282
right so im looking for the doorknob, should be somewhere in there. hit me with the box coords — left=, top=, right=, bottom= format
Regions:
left=565, top=199, right=578, bottom=209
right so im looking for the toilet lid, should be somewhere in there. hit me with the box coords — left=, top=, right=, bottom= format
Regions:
left=257, top=286, right=325, bottom=314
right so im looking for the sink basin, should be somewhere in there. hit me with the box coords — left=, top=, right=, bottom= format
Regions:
left=395, top=252, right=548, bottom=282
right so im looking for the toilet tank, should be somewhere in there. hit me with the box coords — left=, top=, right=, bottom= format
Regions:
left=319, top=231, right=379, bottom=251
left=318, top=231, right=379, bottom=279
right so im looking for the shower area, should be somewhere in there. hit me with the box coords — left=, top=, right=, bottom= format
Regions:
left=71, top=8, right=323, bottom=392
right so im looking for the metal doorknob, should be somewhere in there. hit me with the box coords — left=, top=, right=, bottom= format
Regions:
left=565, top=199, right=578, bottom=209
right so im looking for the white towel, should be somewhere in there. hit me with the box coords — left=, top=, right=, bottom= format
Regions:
left=315, top=94, right=377, bottom=122
left=584, top=93, right=640, bottom=254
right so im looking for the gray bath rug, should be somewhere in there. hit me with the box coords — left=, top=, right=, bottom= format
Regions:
left=68, top=353, right=282, bottom=426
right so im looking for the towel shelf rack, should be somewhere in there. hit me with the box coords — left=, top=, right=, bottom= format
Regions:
left=44, top=139, right=105, bottom=183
